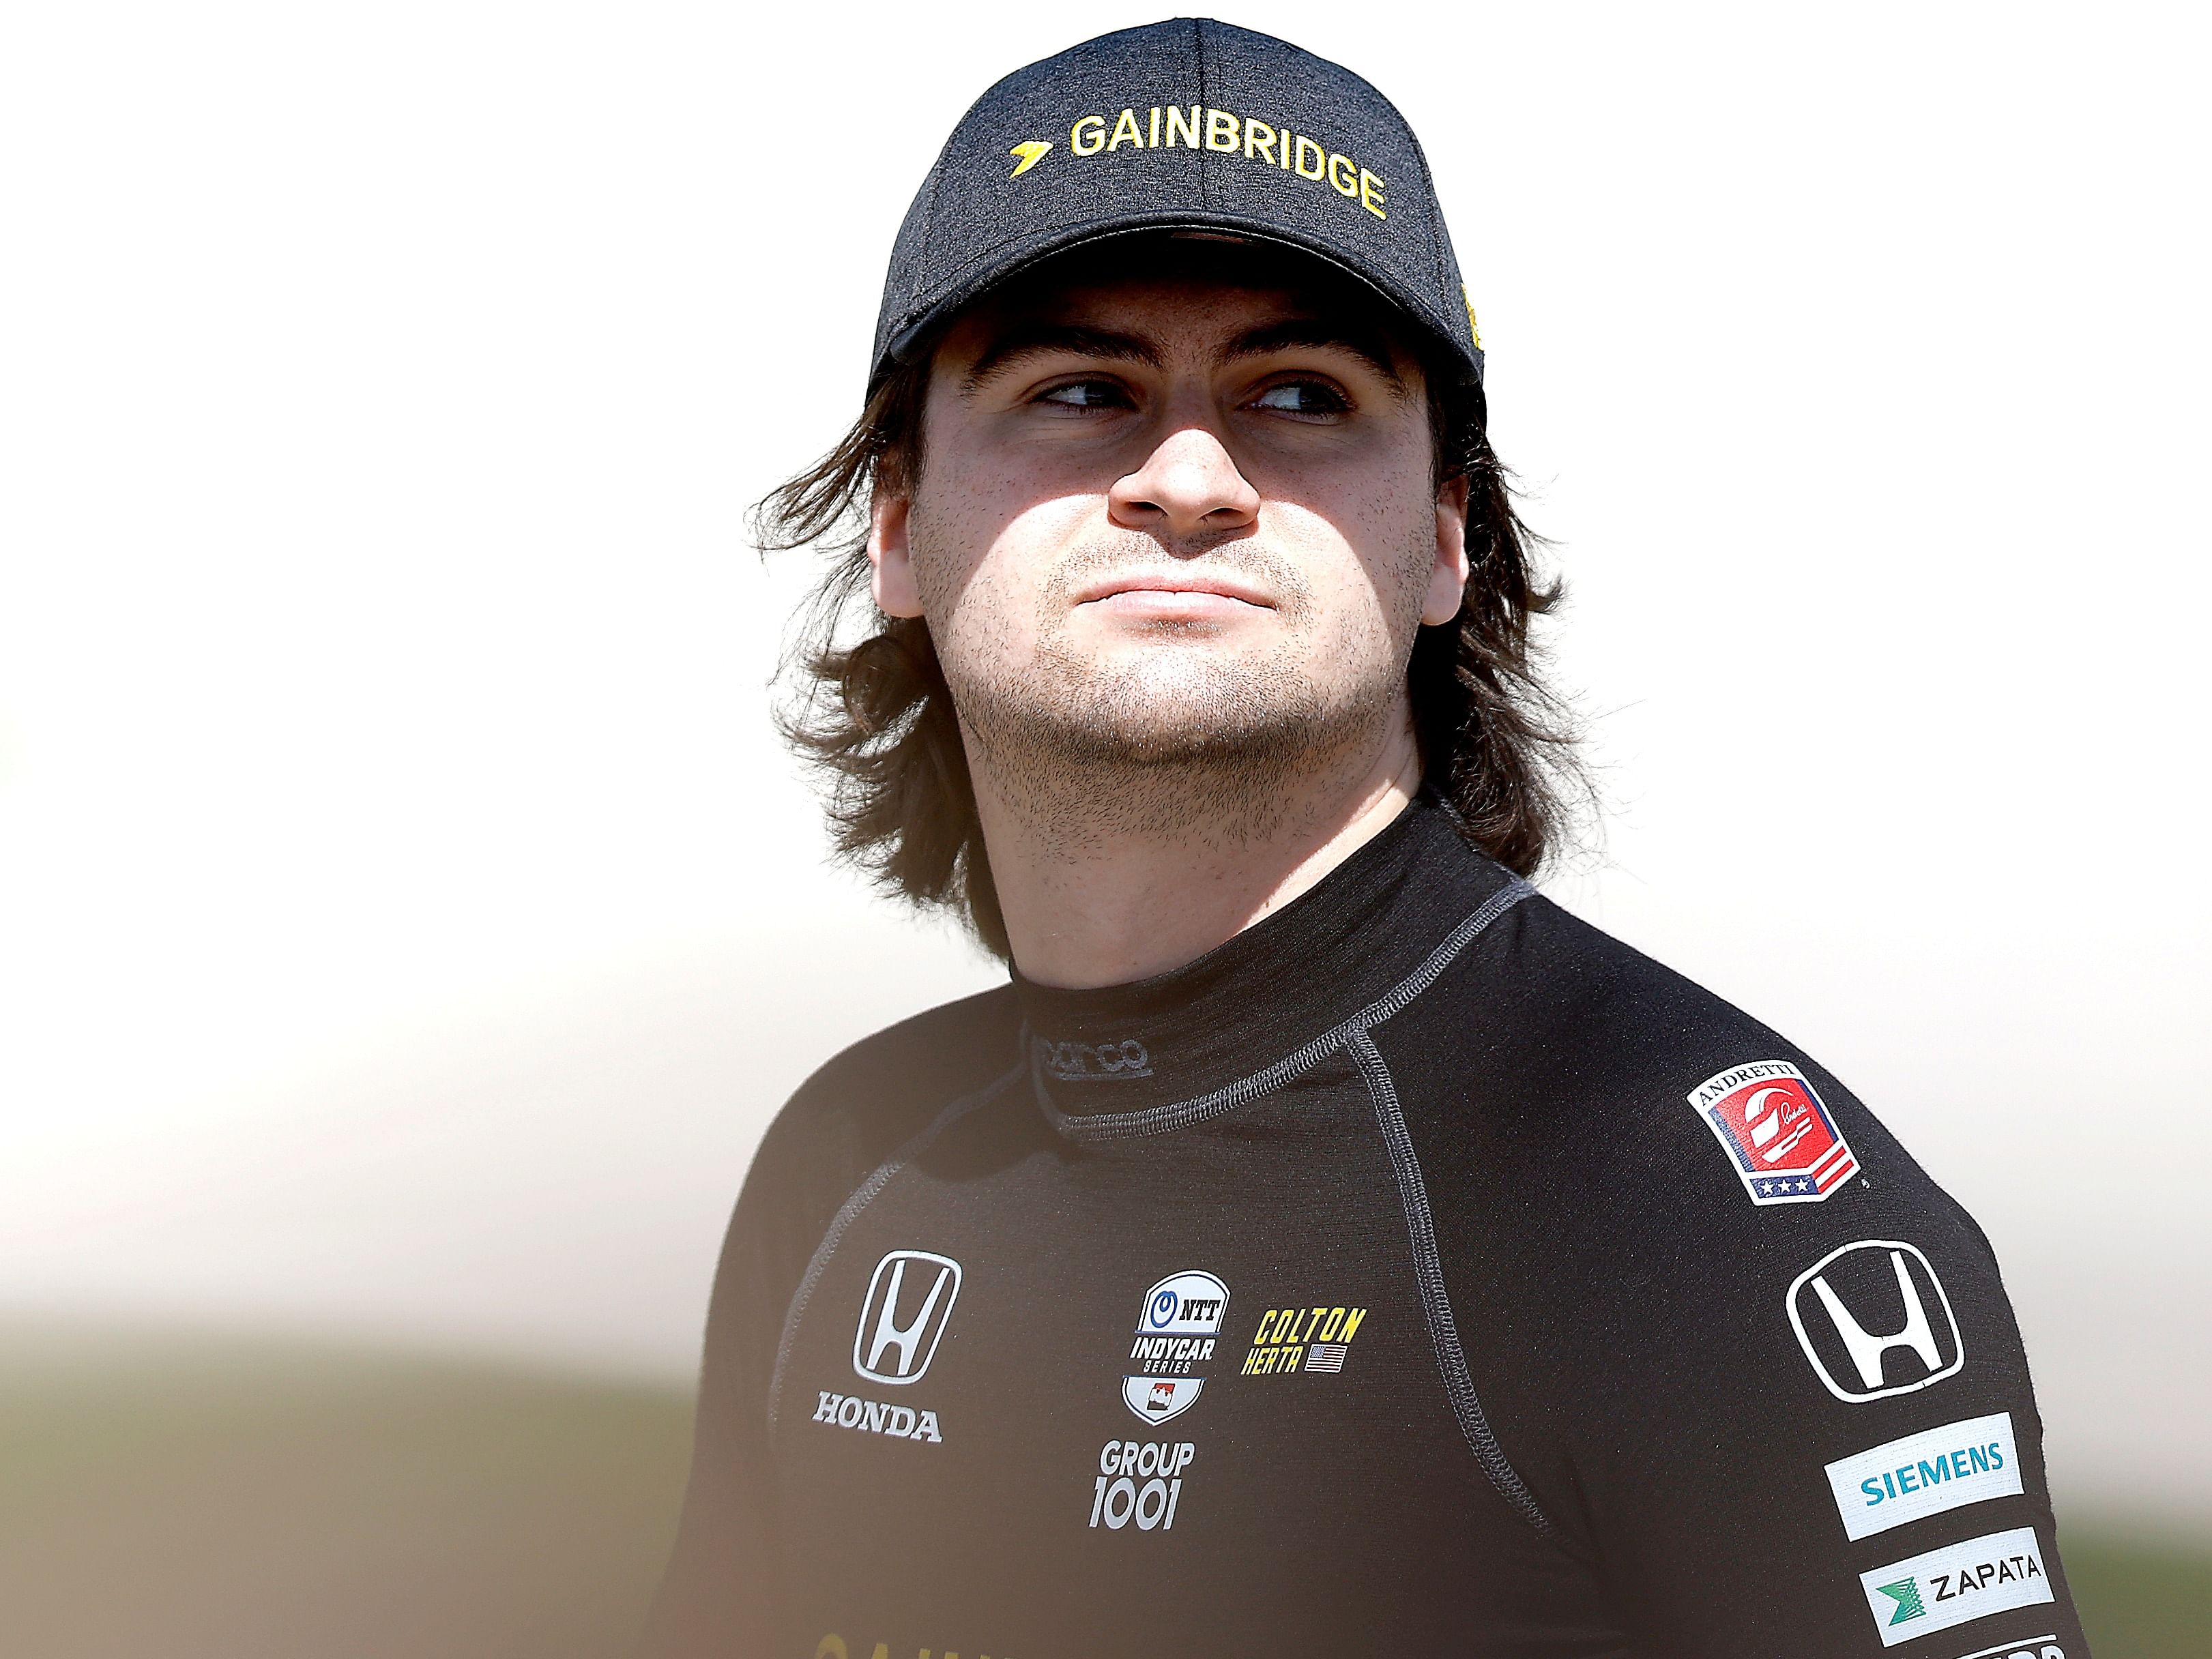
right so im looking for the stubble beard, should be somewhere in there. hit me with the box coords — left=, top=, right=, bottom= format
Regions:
left=937, top=536, right=1419, bottom=853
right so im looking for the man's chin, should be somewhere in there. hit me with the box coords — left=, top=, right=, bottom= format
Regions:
left=997, top=664, right=1346, bottom=767
left=1049, top=634, right=1291, bottom=686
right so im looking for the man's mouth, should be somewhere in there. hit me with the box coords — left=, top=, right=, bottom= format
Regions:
left=1073, top=571, right=1277, bottom=615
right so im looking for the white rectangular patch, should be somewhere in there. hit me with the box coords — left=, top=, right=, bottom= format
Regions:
left=1825, top=1412, right=2024, bottom=1540
left=1860, top=1526, right=2053, bottom=1647
left=1949, top=1639, right=2064, bottom=1659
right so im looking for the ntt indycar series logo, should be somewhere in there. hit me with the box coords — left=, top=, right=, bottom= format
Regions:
left=1122, top=1269, right=1229, bottom=1423
left=1688, top=1059, right=1859, bottom=1206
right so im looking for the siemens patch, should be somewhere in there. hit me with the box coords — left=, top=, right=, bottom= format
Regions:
left=1825, top=1412, right=2024, bottom=1540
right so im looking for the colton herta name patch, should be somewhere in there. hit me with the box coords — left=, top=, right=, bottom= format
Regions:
left=1242, top=1303, right=1369, bottom=1375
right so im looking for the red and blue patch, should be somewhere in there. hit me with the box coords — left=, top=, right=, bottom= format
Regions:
left=1687, top=1061, right=1859, bottom=1205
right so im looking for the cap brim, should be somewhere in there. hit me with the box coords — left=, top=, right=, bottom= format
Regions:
left=875, top=213, right=1483, bottom=393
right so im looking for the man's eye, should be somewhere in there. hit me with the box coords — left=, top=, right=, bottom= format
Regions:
left=1036, top=379, right=1131, bottom=411
left=1248, top=379, right=1349, bottom=417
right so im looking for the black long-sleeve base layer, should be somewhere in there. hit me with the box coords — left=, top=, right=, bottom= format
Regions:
left=639, top=795, right=2089, bottom=1659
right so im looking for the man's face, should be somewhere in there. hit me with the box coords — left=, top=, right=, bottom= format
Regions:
left=869, top=247, right=1469, bottom=795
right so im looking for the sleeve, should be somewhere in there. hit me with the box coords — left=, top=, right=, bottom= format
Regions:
left=631, top=988, right=1019, bottom=1658
left=1535, top=1062, right=2093, bottom=1659
left=630, top=1102, right=834, bottom=1658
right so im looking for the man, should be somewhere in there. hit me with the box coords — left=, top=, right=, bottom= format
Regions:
left=641, top=19, right=2086, bottom=1658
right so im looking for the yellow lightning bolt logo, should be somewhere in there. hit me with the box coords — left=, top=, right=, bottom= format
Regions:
left=1008, top=141, right=1052, bottom=178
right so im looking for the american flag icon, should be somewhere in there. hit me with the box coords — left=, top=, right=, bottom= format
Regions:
left=1303, top=1343, right=1349, bottom=1373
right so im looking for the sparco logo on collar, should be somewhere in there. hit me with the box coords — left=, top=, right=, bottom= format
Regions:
left=1787, top=1239, right=1964, bottom=1403
left=1687, top=1059, right=1860, bottom=1205
left=852, top=1250, right=962, bottom=1385
left=1039, top=1036, right=1152, bottom=1082
left=1122, top=1269, right=1229, bottom=1422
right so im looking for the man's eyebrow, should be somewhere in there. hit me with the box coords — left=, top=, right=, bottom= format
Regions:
left=961, top=323, right=1163, bottom=393
left=1221, top=318, right=1406, bottom=396
left=1223, top=319, right=1410, bottom=394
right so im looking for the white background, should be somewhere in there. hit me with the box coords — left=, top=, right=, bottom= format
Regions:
left=2, top=3, right=2205, bottom=1527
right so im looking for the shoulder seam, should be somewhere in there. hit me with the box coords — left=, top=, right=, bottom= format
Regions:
left=765, top=1061, right=1026, bottom=1435
left=1350, top=1027, right=1562, bottom=1544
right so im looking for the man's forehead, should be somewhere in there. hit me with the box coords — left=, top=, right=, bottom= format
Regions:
left=940, top=246, right=1422, bottom=381
left=970, top=276, right=1330, bottom=344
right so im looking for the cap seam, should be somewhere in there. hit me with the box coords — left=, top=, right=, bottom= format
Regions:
left=1193, top=16, right=1212, bottom=213
left=910, top=72, right=1008, bottom=301
left=1407, top=133, right=1453, bottom=330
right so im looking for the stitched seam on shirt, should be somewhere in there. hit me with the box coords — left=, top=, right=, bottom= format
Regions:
left=766, top=1063, right=1023, bottom=1436
left=1351, top=1027, right=1560, bottom=1542
left=1039, top=877, right=1534, bottom=1142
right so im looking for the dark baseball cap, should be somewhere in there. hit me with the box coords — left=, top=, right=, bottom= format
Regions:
left=870, top=18, right=1483, bottom=394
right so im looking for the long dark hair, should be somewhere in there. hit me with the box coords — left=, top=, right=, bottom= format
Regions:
left=757, top=303, right=1581, bottom=960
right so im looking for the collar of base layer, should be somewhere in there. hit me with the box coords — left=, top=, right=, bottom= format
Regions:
left=1011, top=793, right=1514, bottom=1127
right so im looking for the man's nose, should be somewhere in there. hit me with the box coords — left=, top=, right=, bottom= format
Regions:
left=1107, top=424, right=1261, bottom=541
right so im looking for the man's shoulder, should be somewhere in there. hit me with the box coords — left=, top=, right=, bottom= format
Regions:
left=1401, top=887, right=1960, bottom=1252
left=753, top=981, right=1024, bottom=1188
left=792, top=980, right=1023, bottom=1105
left=1401, top=891, right=2011, bottom=1419
left=1423, top=884, right=1825, bottom=1106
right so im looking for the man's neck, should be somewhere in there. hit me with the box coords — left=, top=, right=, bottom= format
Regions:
left=971, top=718, right=1425, bottom=990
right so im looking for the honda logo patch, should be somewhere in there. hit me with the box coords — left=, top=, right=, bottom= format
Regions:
left=852, top=1250, right=963, bottom=1385
left=1787, top=1239, right=1964, bottom=1402
left=1687, top=1060, right=1860, bottom=1205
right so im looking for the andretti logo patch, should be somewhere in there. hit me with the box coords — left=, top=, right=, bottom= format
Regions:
left=1688, top=1060, right=1859, bottom=1205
